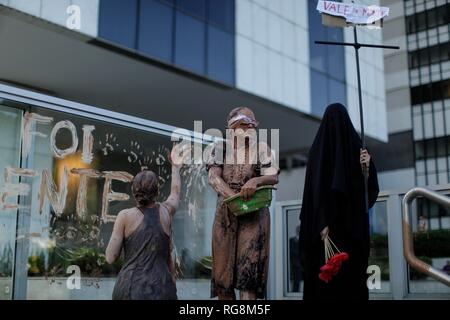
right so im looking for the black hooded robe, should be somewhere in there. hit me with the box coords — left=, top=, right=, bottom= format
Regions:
left=299, top=103, right=379, bottom=300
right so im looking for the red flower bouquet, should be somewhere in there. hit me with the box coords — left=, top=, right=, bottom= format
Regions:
left=319, top=236, right=349, bottom=283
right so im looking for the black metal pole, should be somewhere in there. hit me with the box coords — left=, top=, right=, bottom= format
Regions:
left=353, top=25, right=370, bottom=213
left=315, top=40, right=399, bottom=50
left=353, top=26, right=365, bottom=148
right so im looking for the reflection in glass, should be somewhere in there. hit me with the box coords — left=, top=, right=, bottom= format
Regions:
left=409, top=197, right=450, bottom=294
left=285, top=208, right=302, bottom=294
left=98, top=0, right=138, bottom=48
left=138, top=0, right=174, bottom=61
left=208, top=0, right=234, bottom=32
left=368, top=201, right=391, bottom=293
left=175, top=12, right=206, bottom=74
left=0, top=104, right=22, bottom=300
left=207, top=26, right=234, bottom=85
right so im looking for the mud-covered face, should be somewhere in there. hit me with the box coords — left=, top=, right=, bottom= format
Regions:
left=227, top=107, right=259, bottom=132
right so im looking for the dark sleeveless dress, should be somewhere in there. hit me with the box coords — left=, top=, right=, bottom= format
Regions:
left=112, top=205, right=177, bottom=300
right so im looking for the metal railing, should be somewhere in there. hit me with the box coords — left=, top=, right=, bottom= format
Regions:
left=402, top=187, right=450, bottom=287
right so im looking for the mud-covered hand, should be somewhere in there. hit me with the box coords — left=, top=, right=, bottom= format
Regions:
left=360, top=148, right=371, bottom=172
left=240, top=179, right=258, bottom=201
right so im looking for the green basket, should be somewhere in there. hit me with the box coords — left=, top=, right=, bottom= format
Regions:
left=224, top=186, right=276, bottom=217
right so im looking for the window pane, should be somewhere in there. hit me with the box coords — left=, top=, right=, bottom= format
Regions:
left=416, top=141, right=425, bottom=160
left=286, top=208, right=302, bottom=293
left=327, top=40, right=346, bottom=82
left=176, top=0, right=206, bottom=19
left=138, top=0, right=174, bottom=62
left=208, top=0, right=235, bottom=32
left=207, top=26, right=234, bottom=85
left=369, top=201, right=391, bottom=294
left=0, top=104, right=22, bottom=299
left=175, top=12, right=206, bottom=74
left=328, top=78, right=347, bottom=106
left=311, top=70, right=329, bottom=117
left=99, top=0, right=138, bottom=48
left=308, top=0, right=327, bottom=73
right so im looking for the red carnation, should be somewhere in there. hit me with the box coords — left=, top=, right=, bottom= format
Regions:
left=319, top=237, right=349, bottom=283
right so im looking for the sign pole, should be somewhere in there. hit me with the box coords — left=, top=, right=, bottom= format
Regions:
left=314, top=1, right=400, bottom=212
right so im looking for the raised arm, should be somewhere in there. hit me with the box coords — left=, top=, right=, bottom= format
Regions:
left=163, top=145, right=183, bottom=216
left=163, top=164, right=181, bottom=216
left=106, top=211, right=126, bottom=264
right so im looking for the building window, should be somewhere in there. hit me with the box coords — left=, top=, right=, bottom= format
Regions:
left=207, top=25, right=234, bottom=84
left=98, top=0, right=235, bottom=85
left=409, top=42, right=450, bottom=68
left=138, top=0, right=174, bottom=61
left=175, top=11, right=206, bottom=74
left=98, top=0, right=139, bottom=48
left=308, top=0, right=347, bottom=117
left=411, top=79, right=450, bottom=105
left=405, top=3, right=450, bottom=35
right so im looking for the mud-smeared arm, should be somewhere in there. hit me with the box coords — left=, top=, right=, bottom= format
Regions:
left=208, top=166, right=236, bottom=198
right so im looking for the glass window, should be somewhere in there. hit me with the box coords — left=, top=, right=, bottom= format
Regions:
left=285, top=208, right=302, bottom=294
left=207, top=0, right=235, bottom=32
left=416, top=141, right=425, bottom=160
left=176, top=0, right=206, bottom=19
left=159, top=0, right=174, bottom=5
left=427, top=9, right=438, bottom=29
left=0, top=104, right=22, bottom=299
left=328, top=78, right=347, bottom=106
left=0, top=99, right=216, bottom=299
left=416, top=11, right=426, bottom=33
left=369, top=201, right=391, bottom=294
left=98, top=0, right=138, bottom=48
left=406, top=15, right=416, bottom=34
left=327, top=46, right=346, bottom=83
left=440, top=43, right=450, bottom=62
left=437, top=137, right=447, bottom=157
left=426, top=140, right=437, bottom=159
left=311, top=70, right=329, bottom=117
left=207, top=26, right=234, bottom=85
left=308, top=0, right=327, bottom=73
left=175, top=12, right=206, bottom=74
left=409, top=196, right=450, bottom=294
left=138, top=0, right=174, bottom=62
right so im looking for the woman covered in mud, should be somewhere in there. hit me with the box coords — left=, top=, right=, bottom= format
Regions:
left=207, top=107, right=279, bottom=300
left=105, top=146, right=181, bottom=300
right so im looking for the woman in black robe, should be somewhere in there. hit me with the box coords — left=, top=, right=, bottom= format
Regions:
left=299, top=103, right=379, bottom=300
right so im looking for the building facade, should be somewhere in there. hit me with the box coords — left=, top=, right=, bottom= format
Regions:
left=380, top=0, right=450, bottom=230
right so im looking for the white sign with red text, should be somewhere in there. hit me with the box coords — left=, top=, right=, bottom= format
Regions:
left=317, top=1, right=389, bottom=25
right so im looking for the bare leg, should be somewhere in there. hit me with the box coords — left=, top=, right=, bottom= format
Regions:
left=240, top=290, right=257, bottom=300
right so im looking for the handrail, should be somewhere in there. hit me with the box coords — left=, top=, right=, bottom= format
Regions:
left=402, top=187, right=450, bottom=286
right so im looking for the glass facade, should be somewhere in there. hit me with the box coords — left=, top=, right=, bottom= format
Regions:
left=406, top=0, right=450, bottom=187
left=405, top=0, right=450, bottom=296
left=405, top=2, right=450, bottom=35
left=0, top=98, right=216, bottom=299
left=99, top=0, right=235, bottom=85
left=283, top=200, right=391, bottom=296
left=308, top=0, right=347, bottom=117
left=408, top=196, right=450, bottom=294
left=368, top=201, right=390, bottom=294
